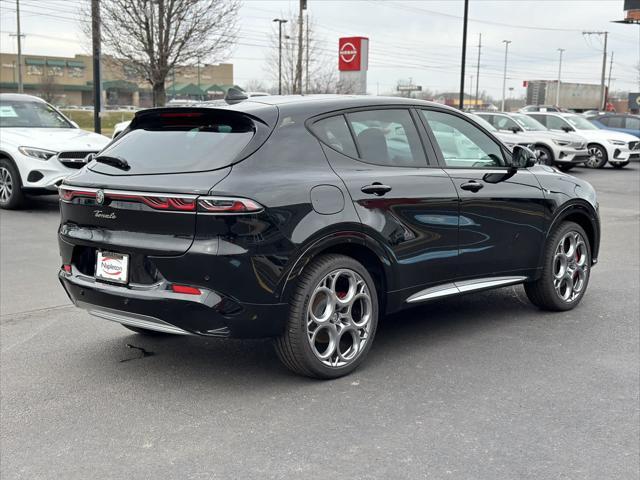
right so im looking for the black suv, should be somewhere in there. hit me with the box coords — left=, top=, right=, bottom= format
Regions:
left=58, top=96, right=600, bottom=378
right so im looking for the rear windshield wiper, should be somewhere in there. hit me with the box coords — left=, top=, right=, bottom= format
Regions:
left=94, top=155, right=130, bottom=171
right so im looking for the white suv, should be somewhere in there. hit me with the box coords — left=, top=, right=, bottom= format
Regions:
left=525, top=112, right=636, bottom=169
left=0, top=94, right=110, bottom=208
left=475, top=112, right=589, bottom=172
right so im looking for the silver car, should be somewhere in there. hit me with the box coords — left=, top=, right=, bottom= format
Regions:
left=475, top=112, right=590, bottom=171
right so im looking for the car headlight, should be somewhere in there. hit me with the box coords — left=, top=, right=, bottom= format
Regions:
left=18, top=146, right=57, bottom=160
left=553, top=139, right=570, bottom=146
left=607, top=139, right=626, bottom=146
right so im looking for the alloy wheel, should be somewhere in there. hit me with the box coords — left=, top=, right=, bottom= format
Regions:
left=586, top=146, right=604, bottom=168
left=0, top=166, right=13, bottom=204
left=306, top=268, right=373, bottom=368
left=553, top=230, right=589, bottom=302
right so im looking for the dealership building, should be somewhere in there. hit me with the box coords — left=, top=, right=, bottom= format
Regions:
left=0, top=52, right=237, bottom=107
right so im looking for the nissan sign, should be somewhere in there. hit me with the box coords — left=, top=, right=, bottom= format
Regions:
left=339, top=37, right=368, bottom=72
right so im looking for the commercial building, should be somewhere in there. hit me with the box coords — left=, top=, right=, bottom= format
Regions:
left=0, top=52, right=235, bottom=107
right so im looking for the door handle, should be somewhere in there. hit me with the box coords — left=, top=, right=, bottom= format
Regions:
left=460, top=180, right=484, bottom=192
left=361, top=183, right=392, bottom=196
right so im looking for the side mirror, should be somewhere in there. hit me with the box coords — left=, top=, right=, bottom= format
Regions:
left=562, top=126, right=573, bottom=133
left=510, top=126, right=522, bottom=133
left=511, top=145, right=537, bottom=168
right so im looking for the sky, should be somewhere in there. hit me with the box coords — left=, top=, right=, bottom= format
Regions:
left=1, top=0, right=639, bottom=98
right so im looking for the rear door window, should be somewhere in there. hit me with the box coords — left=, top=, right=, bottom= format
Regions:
left=310, top=115, right=358, bottom=157
left=93, top=110, right=256, bottom=175
left=345, top=109, right=427, bottom=167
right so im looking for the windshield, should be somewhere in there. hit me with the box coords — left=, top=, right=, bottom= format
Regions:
left=511, top=114, right=547, bottom=131
left=94, top=110, right=256, bottom=175
left=469, top=114, right=497, bottom=132
left=0, top=100, right=72, bottom=128
left=565, top=115, right=598, bottom=130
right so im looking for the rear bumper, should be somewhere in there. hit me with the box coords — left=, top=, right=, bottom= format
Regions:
left=59, top=270, right=288, bottom=338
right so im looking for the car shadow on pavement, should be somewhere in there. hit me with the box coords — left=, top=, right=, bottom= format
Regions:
left=81, top=284, right=545, bottom=388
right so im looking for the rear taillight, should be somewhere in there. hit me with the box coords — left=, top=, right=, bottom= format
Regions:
left=108, top=193, right=197, bottom=212
left=62, top=264, right=72, bottom=273
left=197, top=196, right=263, bottom=213
left=59, top=187, right=96, bottom=202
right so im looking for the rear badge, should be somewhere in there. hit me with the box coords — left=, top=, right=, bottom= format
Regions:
left=94, top=210, right=116, bottom=219
left=96, top=189, right=105, bottom=205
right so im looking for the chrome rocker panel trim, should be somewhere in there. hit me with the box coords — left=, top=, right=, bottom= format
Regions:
left=406, top=276, right=528, bottom=304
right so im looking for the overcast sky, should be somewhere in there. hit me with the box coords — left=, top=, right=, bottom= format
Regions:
left=1, top=0, right=638, bottom=98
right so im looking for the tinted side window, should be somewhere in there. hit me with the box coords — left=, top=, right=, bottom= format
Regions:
left=605, top=116, right=624, bottom=129
left=529, top=114, right=547, bottom=126
left=597, top=117, right=611, bottom=126
left=495, top=116, right=518, bottom=130
left=346, top=109, right=427, bottom=167
left=421, top=109, right=506, bottom=168
left=311, top=115, right=358, bottom=157
left=546, top=116, right=569, bottom=130
left=625, top=117, right=640, bottom=131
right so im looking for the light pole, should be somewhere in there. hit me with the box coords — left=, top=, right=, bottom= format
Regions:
left=273, top=18, right=288, bottom=95
left=501, top=40, right=511, bottom=112
left=458, top=0, right=469, bottom=110
left=556, top=48, right=565, bottom=107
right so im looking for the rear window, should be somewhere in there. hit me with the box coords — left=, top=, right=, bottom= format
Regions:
left=93, top=110, right=255, bottom=174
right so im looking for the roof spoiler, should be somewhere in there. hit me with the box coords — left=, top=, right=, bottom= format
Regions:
left=225, top=87, right=248, bottom=105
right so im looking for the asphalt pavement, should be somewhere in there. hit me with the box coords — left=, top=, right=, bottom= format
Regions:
left=1, top=165, right=639, bottom=479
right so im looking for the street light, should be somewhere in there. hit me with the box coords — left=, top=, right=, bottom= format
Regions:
left=273, top=18, right=288, bottom=95
left=556, top=48, right=565, bottom=107
left=501, top=40, right=511, bottom=112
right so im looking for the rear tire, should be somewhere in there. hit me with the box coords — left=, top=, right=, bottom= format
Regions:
left=274, top=254, right=379, bottom=379
left=585, top=144, right=608, bottom=168
left=122, top=325, right=175, bottom=336
left=0, top=158, right=25, bottom=210
left=525, top=221, right=591, bottom=311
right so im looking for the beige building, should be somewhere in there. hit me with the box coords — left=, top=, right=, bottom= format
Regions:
left=0, top=52, right=235, bottom=107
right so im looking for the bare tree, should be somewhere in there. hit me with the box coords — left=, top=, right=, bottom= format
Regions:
left=86, top=0, right=240, bottom=106
left=39, top=74, right=62, bottom=104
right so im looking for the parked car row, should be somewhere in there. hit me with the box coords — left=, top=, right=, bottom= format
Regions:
left=474, top=110, right=639, bottom=169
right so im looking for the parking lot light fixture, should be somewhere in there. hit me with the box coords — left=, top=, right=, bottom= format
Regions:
left=501, top=40, right=511, bottom=111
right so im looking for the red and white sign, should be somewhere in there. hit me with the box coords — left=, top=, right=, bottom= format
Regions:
left=339, top=37, right=368, bottom=71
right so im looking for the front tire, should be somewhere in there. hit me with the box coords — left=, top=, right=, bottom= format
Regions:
left=534, top=145, right=554, bottom=166
left=585, top=144, right=608, bottom=168
left=525, top=221, right=591, bottom=311
left=611, top=161, right=629, bottom=169
left=0, top=159, right=25, bottom=210
left=275, top=254, right=379, bottom=379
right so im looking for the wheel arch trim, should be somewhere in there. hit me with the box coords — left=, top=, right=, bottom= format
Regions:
left=279, top=230, right=394, bottom=304
left=547, top=200, right=600, bottom=265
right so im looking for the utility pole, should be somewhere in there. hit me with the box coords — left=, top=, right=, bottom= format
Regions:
left=295, top=0, right=307, bottom=95
left=14, top=0, right=23, bottom=93
left=556, top=48, right=565, bottom=107
left=91, top=0, right=101, bottom=134
left=474, top=33, right=481, bottom=108
left=501, top=40, right=511, bottom=112
left=582, top=31, right=608, bottom=110
left=305, top=12, right=309, bottom=94
left=458, top=0, right=469, bottom=110
left=273, top=19, right=287, bottom=95
left=606, top=51, right=614, bottom=109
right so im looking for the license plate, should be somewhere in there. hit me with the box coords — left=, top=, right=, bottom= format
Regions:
left=95, top=251, right=129, bottom=284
